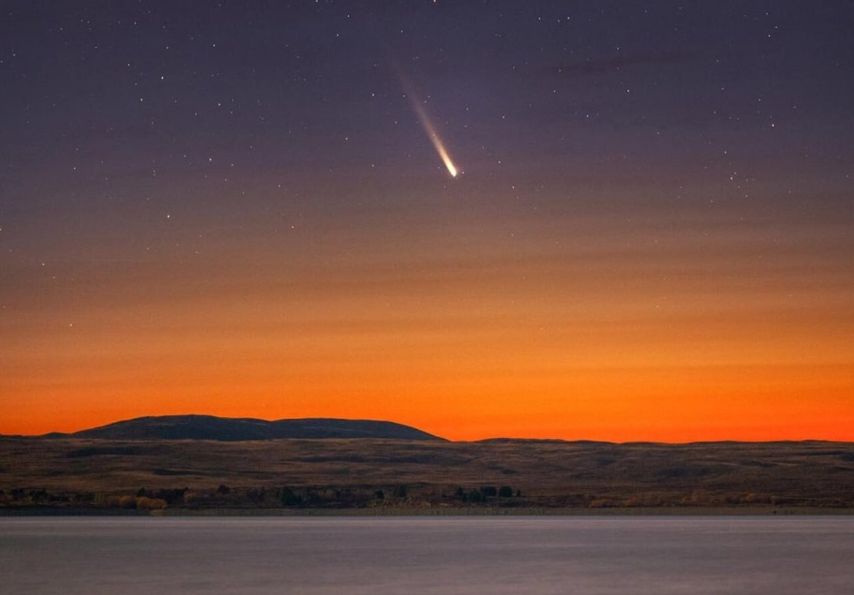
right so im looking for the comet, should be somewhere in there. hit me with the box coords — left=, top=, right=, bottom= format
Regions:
left=400, top=77, right=460, bottom=178
left=408, top=96, right=459, bottom=177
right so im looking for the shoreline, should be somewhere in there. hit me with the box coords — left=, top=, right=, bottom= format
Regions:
left=2, top=505, right=852, bottom=517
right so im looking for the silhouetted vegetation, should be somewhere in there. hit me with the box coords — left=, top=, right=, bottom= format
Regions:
left=450, top=486, right=519, bottom=504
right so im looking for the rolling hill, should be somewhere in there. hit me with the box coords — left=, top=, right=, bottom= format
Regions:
left=41, top=415, right=445, bottom=442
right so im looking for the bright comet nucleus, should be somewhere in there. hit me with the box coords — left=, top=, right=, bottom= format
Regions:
left=404, top=85, right=460, bottom=178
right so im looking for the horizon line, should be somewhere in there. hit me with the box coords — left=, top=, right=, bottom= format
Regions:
left=1, top=413, right=851, bottom=445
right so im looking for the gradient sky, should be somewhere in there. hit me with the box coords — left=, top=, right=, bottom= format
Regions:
left=1, top=1, right=852, bottom=441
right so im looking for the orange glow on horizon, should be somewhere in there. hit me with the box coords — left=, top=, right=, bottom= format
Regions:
left=3, top=361, right=852, bottom=442
left=2, top=186, right=852, bottom=442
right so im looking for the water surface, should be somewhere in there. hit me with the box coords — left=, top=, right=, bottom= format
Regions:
left=1, top=516, right=851, bottom=594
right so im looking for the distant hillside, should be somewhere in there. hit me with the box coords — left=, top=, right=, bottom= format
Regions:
left=48, top=415, right=445, bottom=441
left=2, top=437, right=852, bottom=512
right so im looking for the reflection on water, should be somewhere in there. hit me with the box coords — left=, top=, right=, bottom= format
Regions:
left=1, top=517, right=852, bottom=594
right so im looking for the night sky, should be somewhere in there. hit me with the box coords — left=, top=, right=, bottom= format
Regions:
left=1, top=1, right=852, bottom=440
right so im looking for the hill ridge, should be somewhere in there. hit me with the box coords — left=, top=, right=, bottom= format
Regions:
left=37, top=414, right=446, bottom=442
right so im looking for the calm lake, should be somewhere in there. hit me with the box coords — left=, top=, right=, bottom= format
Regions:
left=1, top=516, right=852, bottom=594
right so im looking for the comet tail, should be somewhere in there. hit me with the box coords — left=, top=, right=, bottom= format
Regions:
left=406, top=90, right=459, bottom=178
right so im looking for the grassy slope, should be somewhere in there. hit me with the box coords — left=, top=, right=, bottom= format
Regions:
left=1, top=438, right=852, bottom=509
